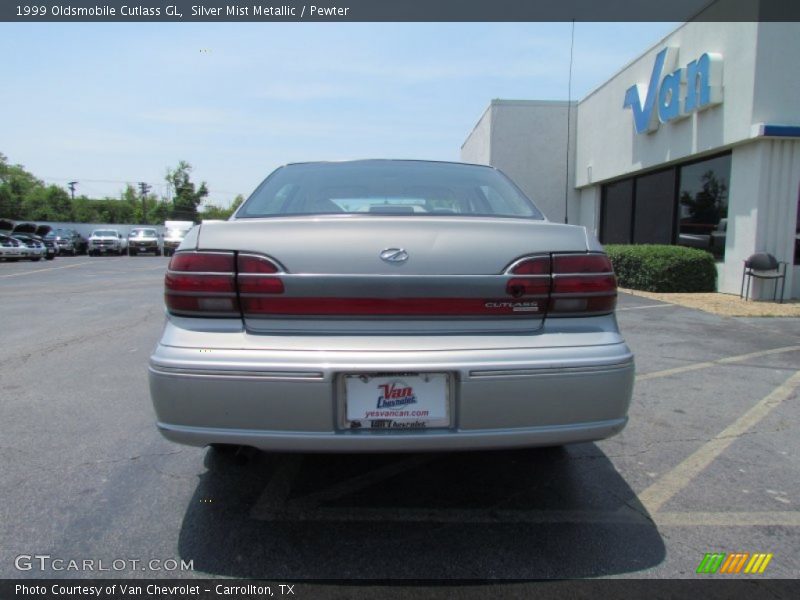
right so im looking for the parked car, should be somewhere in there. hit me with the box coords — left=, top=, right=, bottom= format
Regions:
left=87, top=229, right=126, bottom=256
left=45, top=228, right=87, bottom=255
left=0, top=234, right=25, bottom=261
left=162, top=220, right=194, bottom=257
left=11, top=224, right=56, bottom=260
left=149, top=160, right=635, bottom=454
left=127, top=227, right=162, bottom=256
left=11, top=234, right=47, bottom=261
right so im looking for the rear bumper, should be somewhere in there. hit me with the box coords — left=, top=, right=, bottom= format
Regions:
left=149, top=333, right=635, bottom=452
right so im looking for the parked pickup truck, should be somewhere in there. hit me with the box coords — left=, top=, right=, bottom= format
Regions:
left=88, top=229, right=127, bottom=256
left=162, top=221, right=194, bottom=257
left=127, top=227, right=162, bottom=256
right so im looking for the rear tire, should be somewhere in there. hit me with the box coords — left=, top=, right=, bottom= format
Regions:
left=31, top=257, right=42, bottom=262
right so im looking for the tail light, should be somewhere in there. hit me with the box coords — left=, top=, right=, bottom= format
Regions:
left=165, top=250, right=616, bottom=319
left=165, top=252, right=239, bottom=316
left=505, top=255, right=551, bottom=298
left=549, top=253, right=616, bottom=316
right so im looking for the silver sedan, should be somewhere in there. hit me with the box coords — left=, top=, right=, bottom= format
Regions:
left=149, top=160, right=634, bottom=452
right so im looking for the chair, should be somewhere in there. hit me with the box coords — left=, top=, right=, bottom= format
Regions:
left=740, top=253, right=787, bottom=303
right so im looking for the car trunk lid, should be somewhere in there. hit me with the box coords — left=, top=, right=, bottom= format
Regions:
left=174, top=216, right=597, bottom=334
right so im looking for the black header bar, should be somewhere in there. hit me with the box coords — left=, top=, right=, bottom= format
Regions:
left=2, top=0, right=800, bottom=22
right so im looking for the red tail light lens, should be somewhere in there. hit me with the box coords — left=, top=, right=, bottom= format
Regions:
left=165, top=251, right=238, bottom=316
left=237, top=254, right=285, bottom=297
left=549, top=253, right=617, bottom=316
left=506, top=256, right=551, bottom=298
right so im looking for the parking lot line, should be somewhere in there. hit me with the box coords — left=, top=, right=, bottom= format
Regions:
left=617, top=304, right=675, bottom=311
left=637, top=345, right=800, bottom=381
left=637, top=370, right=800, bottom=514
left=0, top=261, right=92, bottom=278
left=654, top=511, right=800, bottom=527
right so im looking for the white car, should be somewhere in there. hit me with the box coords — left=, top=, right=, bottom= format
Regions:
left=162, top=221, right=194, bottom=257
left=12, top=234, right=46, bottom=261
left=0, top=234, right=25, bottom=260
left=88, top=229, right=127, bottom=256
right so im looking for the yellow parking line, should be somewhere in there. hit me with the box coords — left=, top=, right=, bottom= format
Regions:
left=638, top=370, right=800, bottom=514
left=0, top=261, right=92, bottom=278
left=617, top=304, right=674, bottom=311
left=637, top=346, right=800, bottom=381
left=654, top=511, right=800, bottom=527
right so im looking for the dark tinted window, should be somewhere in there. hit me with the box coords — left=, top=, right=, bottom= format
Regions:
left=600, top=179, right=633, bottom=244
left=633, top=170, right=675, bottom=244
left=677, top=154, right=731, bottom=259
left=238, top=161, right=544, bottom=219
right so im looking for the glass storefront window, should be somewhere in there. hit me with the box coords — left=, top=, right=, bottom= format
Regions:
left=677, top=154, right=731, bottom=259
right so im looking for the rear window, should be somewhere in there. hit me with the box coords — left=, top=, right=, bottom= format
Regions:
left=237, top=161, right=544, bottom=219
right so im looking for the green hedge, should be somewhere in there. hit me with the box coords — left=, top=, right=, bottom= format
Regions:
left=604, top=244, right=717, bottom=293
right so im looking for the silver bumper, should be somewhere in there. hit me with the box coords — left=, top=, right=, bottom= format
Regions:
left=149, top=332, right=634, bottom=452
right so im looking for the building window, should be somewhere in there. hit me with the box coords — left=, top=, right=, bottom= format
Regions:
left=600, top=179, right=633, bottom=244
left=634, top=169, right=676, bottom=244
left=677, top=153, right=731, bottom=259
left=599, top=152, right=731, bottom=260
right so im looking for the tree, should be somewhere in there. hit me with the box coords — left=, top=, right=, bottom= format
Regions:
left=0, top=153, right=45, bottom=219
left=200, top=194, right=245, bottom=221
left=166, top=161, right=208, bottom=222
left=20, top=185, right=73, bottom=221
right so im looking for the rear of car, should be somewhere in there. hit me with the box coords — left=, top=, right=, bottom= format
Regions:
left=149, top=160, right=634, bottom=452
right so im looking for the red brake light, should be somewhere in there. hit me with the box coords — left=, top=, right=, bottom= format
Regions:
left=237, top=254, right=285, bottom=298
left=549, top=253, right=617, bottom=316
left=506, top=256, right=551, bottom=298
left=165, top=251, right=238, bottom=316
left=510, top=256, right=551, bottom=275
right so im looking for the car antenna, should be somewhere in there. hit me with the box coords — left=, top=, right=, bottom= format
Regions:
left=564, top=19, right=575, bottom=225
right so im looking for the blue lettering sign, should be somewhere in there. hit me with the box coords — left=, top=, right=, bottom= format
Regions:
left=624, top=48, right=723, bottom=134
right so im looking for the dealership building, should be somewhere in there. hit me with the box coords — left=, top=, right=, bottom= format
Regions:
left=462, top=21, right=800, bottom=299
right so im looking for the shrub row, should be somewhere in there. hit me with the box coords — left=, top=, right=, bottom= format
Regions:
left=603, top=244, right=717, bottom=293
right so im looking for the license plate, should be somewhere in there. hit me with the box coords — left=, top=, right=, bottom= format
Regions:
left=343, top=373, right=451, bottom=430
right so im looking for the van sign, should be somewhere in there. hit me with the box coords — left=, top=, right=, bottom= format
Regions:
left=624, top=47, right=723, bottom=134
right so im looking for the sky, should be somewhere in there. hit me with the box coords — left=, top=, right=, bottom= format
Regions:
left=0, top=21, right=678, bottom=208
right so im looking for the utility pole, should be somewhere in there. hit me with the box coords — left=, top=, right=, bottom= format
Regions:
left=68, top=181, right=78, bottom=201
left=138, top=182, right=151, bottom=224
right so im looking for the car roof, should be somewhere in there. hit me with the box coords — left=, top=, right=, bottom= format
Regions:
left=280, top=158, right=498, bottom=171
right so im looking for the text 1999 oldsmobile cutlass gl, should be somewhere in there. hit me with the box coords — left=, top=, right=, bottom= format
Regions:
left=148, top=160, right=634, bottom=452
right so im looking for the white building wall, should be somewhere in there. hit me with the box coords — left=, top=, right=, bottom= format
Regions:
left=460, top=105, right=493, bottom=166
left=724, top=140, right=799, bottom=299
left=575, top=22, right=760, bottom=187
left=752, top=22, right=800, bottom=127
left=460, top=100, right=577, bottom=223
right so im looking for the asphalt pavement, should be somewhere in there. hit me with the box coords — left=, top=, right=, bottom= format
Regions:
left=1, top=256, right=798, bottom=587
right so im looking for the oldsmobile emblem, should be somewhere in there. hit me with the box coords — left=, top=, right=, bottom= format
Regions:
left=379, top=248, right=409, bottom=263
